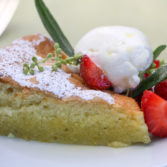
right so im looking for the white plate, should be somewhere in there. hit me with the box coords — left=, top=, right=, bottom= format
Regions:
left=0, top=136, right=167, bottom=167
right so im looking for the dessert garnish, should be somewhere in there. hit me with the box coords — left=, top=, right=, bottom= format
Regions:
left=141, top=90, right=167, bottom=137
left=23, top=43, right=82, bottom=75
left=33, top=0, right=167, bottom=96
left=80, top=55, right=112, bottom=89
left=75, top=26, right=154, bottom=93
left=131, top=59, right=167, bottom=97
left=33, top=0, right=167, bottom=138
left=34, top=0, right=167, bottom=97
left=142, top=45, right=166, bottom=79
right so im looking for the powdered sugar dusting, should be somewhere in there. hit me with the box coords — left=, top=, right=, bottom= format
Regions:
left=0, top=34, right=114, bottom=104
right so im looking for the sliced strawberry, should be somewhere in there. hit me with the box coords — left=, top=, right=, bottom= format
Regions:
left=154, top=80, right=167, bottom=100
left=141, top=90, right=167, bottom=137
left=80, top=55, right=112, bottom=89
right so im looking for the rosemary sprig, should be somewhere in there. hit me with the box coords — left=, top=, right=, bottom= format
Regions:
left=23, top=43, right=82, bottom=75
left=35, top=0, right=74, bottom=57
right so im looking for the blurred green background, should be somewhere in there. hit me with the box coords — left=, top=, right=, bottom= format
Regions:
left=0, top=0, right=167, bottom=58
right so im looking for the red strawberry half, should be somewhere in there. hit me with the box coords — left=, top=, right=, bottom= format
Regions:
left=141, top=90, right=167, bottom=137
left=154, top=80, right=167, bottom=100
left=80, top=55, right=112, bottom=89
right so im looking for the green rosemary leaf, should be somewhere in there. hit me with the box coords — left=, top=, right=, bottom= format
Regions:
left=153, top=45, right=166, bottom=60
left=35, top=0, right=74, bottom=57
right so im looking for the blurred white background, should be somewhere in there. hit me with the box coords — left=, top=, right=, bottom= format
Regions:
left=0, top=0, right=167, bottom=58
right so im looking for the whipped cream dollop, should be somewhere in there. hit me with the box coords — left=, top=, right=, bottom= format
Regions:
left=75, top=26, right=153, bottom=93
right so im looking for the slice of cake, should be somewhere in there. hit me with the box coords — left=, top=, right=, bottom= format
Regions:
left=0, top=34, right=150, bottom=147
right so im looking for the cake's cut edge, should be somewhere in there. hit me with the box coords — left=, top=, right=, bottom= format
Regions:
left=0, top=81, right=151, bottom=147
